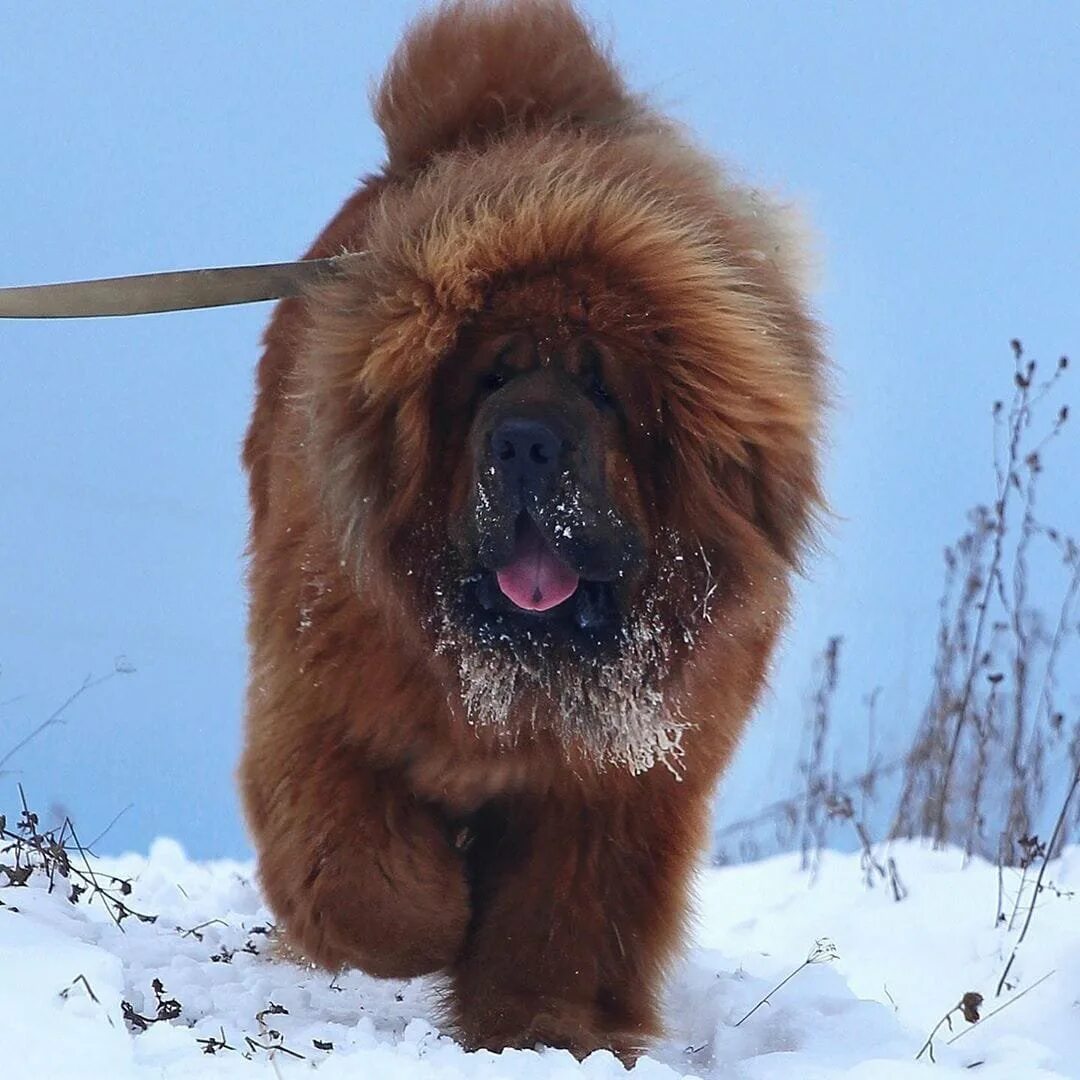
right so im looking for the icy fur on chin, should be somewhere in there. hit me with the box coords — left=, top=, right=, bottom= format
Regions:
left=435, top=542, right=698, bottom=777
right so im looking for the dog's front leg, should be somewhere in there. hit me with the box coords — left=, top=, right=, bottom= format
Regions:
left=448, top=776, right=708, bottom=1061
left=241, top=729, right=470, bottom=979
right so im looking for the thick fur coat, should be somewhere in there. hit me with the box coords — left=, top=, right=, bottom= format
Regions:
left=240, top=0, right=826, bottom=1059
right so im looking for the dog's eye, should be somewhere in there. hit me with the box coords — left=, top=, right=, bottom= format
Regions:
left=480, top=371, right=506, bottom=394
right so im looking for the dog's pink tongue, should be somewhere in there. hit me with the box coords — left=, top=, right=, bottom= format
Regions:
left=496, top=521, right=579, bottom=612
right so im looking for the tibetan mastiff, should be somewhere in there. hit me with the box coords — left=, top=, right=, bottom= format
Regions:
left=240, top=0, right=826, bottom=1060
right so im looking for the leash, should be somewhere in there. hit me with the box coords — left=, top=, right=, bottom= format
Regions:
left=0, top=252, right=367, bottom=319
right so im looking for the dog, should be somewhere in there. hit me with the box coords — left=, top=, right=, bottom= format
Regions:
left=239, top=0, right=826, bottom=1059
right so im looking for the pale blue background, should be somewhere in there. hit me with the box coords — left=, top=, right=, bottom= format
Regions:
left=1, top=3, right=1077, bottom=857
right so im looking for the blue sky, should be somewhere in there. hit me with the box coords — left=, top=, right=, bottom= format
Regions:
left=1, top=3, right=1077, bottom=858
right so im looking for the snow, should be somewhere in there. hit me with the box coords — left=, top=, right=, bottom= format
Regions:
left=1, top=839, right=1077, bottom=1080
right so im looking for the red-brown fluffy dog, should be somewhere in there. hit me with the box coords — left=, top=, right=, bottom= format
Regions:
left=240, top=0, right=826, bottom=1060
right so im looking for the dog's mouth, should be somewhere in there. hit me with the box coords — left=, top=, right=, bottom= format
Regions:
left=495, top=515, right=579, bottom=612
left=461, top=513, right=622, bottom=637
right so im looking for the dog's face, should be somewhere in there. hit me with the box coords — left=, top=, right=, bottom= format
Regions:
left=399, top=292, right=697, bottom=766
left=440, top=320, right=652, bottom=662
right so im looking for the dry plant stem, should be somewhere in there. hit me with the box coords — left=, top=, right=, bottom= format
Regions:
left=886, top=857, right=908, bottom=902
left=852, top=818, right=885, bottom=883
left=715, top=753, right=906, bottom=849
left=963, top=673, right=999, bottom=862
left=1005, top=844, right=1036, bottom=933
left=825, top=791, right=887, bottom=889
left=734, top=966, right=808, bottom=1029
left=0, top=670, right=121, bottom=774
left=932, top=359, right=1031, bottom=848
left=890, top=529, right=966, bottom=843
left=86, top=802, right=135, bottom=851
left=67, top=818, right=124, bottom=930
left=995, top=838, right=1006, bottom=928
left=1003, top=457, right=1039, bottom=845
left=244, top=1037, right=304, bottom=1061
left=889, top=345, right=1075, bottom=859
left=0, top=785, right=156, bottom=927
left=948, top=970, right=1055, bottom=1046
left=180, top=918, right=230, bottom=940
left=734, top=940, right=838, bottom=1027
left=1034, top=555, right=1080, bottom=734
left=915, top=993, right=982, bottom=1063
left=196, top=1027, right=239, bottom=1055
left=799, top=637, right=841, bottom=874
left=861, top=686, right=882, bottom=825
left=995, top=763, right=1080, bottom=997
left=59, top=974, right=101, bottom=1004
left=915, top=1010, right=956, bottom=1063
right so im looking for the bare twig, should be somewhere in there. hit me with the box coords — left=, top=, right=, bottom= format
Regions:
left=799, top=638, right=842, bottom=877
left=59, top=974, right=102, bottom=1005
left=0, top=660, right=135, bottom=775
left=916, top=992, right=983, bottom=1062
left=886, top=857, right=908, bottom=902
left=179, top=918, right=230, bottom=941
left=948, top=971, right=1055, bottom=1046
left=715, top=755, right=907, bottom=845
left=86, top=802, right=135, bottom=851
left=995, top=835, right=1007, bottom=927
left=931, top=350, right=1034, bottom=849
left=996, top=764, right=1080, bottom=997
left=734, top=939, right=839, bottom=1028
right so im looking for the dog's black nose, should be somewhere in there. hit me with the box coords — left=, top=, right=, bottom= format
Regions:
left=491, top=418, right=562, bottom=488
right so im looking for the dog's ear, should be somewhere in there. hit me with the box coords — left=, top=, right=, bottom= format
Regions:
left=681, top=444, right=820, bottom=573
left=745, top=444, right=822, bottom=568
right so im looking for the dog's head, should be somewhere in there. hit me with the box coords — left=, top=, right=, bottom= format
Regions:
left=292, top=6, right=826, bottom=769
left=297, top=145, right=824, bottom=767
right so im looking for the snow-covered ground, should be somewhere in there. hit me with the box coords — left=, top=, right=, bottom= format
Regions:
left=1, top=837, right=1077, bottom=1079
